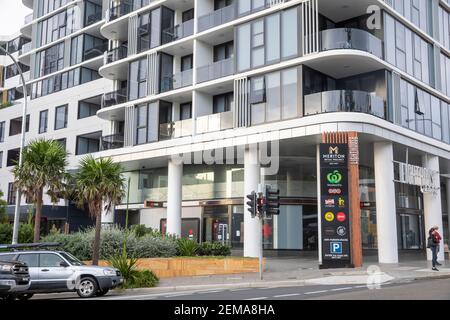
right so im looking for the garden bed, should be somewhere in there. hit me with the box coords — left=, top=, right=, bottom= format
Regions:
left=89, top=257, right=264, bottom=278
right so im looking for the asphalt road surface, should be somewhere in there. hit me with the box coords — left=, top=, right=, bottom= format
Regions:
left=30, top=278, right=450, bottom=300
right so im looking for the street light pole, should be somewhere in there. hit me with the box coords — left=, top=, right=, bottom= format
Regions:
left=0, top=46, right=29, bottom=244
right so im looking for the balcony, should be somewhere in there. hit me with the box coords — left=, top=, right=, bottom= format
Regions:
left=108, top=2, right=133, bottom=22
left=304, top=90, right=385, bottom=119
left=102, top=88, right=128, bottom=108
left=19, top=42, right=32, bottom=56
left=24, top=13, right=33, bottom=24
left=85, top=11, right=103, bottom=27
left=162, top=20, right=194, bottom=43
left=161, top=69, right=193, bottom=93
left=319, top=28, right=383, bottom=59
left=197, top=58, right=234, bottom=83
left=101, top=134, right=124, bottom=150
left=198, top=4, right=236, bottom=32
left=105, top=45, right=128, bottom=64
left=196, top=111, right=233, bottom=134
left=159, top=119, right=193, bottom=140
left=83, top=43, right=108, bottom=61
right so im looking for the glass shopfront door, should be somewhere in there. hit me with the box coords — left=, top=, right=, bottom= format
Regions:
left=397, top=212, right=424, bottom=250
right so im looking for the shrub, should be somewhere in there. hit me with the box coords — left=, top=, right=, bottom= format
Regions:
left=197, top=242, right=231, bottom=257
left=41, top=226, right=178, bottom=260
left=0, top=223, right=34, bottom=245
left=127, top=270, right=158, bottom=288
left=176, top=238, right=199, bottom=256
left=108, top=254, right=138, bottom=282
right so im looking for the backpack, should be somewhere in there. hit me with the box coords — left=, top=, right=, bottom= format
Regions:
left=427, top=236, right=435, bottom=248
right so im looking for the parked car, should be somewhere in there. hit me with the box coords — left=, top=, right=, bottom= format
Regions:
left=0, top=245, right=123, bottom=299
left=0, top=260, right=30, bottom=300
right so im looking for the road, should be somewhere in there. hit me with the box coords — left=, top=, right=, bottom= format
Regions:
left=31, top=278, right=450, bottom=300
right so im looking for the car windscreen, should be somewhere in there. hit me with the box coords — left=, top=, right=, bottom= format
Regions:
left=59, top=252, right=84, bottom=266
left=0, top=254, right=17, bottom=262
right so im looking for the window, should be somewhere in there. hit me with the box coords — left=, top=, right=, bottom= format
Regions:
left=35, top=42, right=65, bottom=77
left=0, top=151, right=3, bottom=168
left=39, top=110, right=48, bottom=133
left=180, top=102, right=192, bottom=120
left=39, top=253, right=64, bottom=267
left=71, top=34, right=106, bottom=65
left=138, top=7, right=174, bottom=52
left=55, top=105, right=68, bottom=130
left=0, top=122, right=5, bottom=142
left=37, top=0, right=70, bottom=18
left=17, top=253, right=39, bottom=267
left=213, top=92, right=234, bottom=114
left=128, top=58, right=148, bottom=100
left=84, top=1, right=102, bottom=26
left=5, top=62, right=30, bottom=79
left=182, top=9, right=194, bottom=22
left=159, top=101, right=172, bottom=125
left=252, top=20, right=265, bottom=68
left=36, top=6, right=78, bottom=47
left=7, top=182, right=15, bottom=205
left=6, top=149, right=19, bottom=167
left=214, top=0, right=232, bottom=10
left=9, top=116, right=30, bottom=136
left=76, top=132, right=101, bottom=155
left=181, top=54, right=193, bottom=71
left=250, top=76, right=266, bottom=104
left=78, top=98, right=101, bottom=119
left=214, top=42, right=234, bottom=62
left=236, top=8, right=299, bottom=72
left=57, top=138, right=67, bottom=151
left=135, top=102, right=159, bottom=145
left=159, top=53, right=173, bottom=93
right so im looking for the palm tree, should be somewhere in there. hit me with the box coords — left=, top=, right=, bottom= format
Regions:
left=74, top=156, right=125, bottom=265
left=13, top=139, right=69, bottom=242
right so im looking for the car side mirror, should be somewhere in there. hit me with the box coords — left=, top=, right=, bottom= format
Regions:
left=60, top=261, right=69, bottom=268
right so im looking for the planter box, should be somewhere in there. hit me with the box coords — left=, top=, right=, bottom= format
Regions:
left=91, top=257, right=264, bottom=278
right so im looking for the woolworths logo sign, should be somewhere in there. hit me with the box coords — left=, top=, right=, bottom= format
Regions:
left=327, top=170, right=343, bottom=184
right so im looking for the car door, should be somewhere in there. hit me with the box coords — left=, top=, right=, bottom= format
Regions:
left=38, top=253, right=75, bottom=291
left=16, top=253, right=40, bottom=290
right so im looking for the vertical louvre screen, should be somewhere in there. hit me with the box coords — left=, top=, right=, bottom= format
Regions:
left=234, top=77, right=249, bottom=128
left=147, top=52, right=159, bottom=96
left=302, top=0, right=319, bottom=55
left=124, top=105, right=136, bottom=147
left=128, top=14, right=138, bottom=56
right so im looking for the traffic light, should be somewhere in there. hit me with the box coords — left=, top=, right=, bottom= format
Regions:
left=257, top=194, right=265, bottom=216
left=246, top=192, right=257, bottom=218
left=265, top=185, right=280, bottom=216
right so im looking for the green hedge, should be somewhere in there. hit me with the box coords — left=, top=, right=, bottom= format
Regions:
left=0, top=223, right=34, bottom=245
left=41, top=227, right=178, bottom=261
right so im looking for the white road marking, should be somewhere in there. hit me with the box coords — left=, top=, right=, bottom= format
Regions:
left=245, top=297, right=268, bottom=300
left=331, top=287, right=353, bottom=291
left=164, top=293, right=193, bottom=298
left=304, top=290, right=328, bottom=295
left=229, top=288, right=247, bottom=292
left=197, top=290, right=221, bottom=294
left=273, top=293, right=301, bottom=298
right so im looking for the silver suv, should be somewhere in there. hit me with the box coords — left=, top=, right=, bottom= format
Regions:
left=0, top=250, right=123, bottom=299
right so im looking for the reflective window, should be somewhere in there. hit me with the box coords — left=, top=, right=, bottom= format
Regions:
left=17, top=254, right=39, bottom=267
left=128, top=58, right=148, bottom=101
left=39, top=110, right=48, bottom=134
left=39, top=253, right=64, bottom=267
left=54, top=105, right=68, bottom=130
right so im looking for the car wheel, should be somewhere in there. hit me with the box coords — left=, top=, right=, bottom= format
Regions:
left=16, top=293, right=34, bottom=301
left=96, top=289, right=109, bottom=297
left=76, top=276, right=98, bottom=298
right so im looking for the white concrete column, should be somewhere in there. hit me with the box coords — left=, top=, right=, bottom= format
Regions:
left=244, top=144, right=261, bottom=257
left=167, top=158, right=183, bottom=237
left=374, top=142, right=399, bottom=264
left=422, top=155, right=445, bottom=261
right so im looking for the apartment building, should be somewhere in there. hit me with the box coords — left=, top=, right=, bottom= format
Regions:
left=1, top=0, right=450, bottom=263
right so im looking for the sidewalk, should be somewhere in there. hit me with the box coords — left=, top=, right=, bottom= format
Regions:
left=145, top=257, right=450, bottom=292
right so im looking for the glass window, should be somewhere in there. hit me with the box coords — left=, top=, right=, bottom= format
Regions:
left=282, top=68, right=298, bottom=119
left=0, top=122, right=5, bottom=142
left=266, top=13, right=280, bottom=63
left=54, top=105, right=68, bottom=130
left=252, top=20, right=264, bottom=68
left=136, top=104, right=148, bottom=145
left=128, top=58, right=148, bottom=101
left=78, top=101, right=100, bottom=119
left=76, top=134, right=100, bottom=155
left=237, top=23, right=251, bottom=71
left=39, top=110, right=48, bottom=134
left=180, top=102, right=192, bottom=120
left=0, top=151, right=3, bottom=168
left=282, top=8, right=298, bottom=59
left=266, top=72, right=281, bottom=122
left=181, top=55, right=193, bottom=71
left=213, top=92, right=233, bottom=114
left=39, top=253, right=64, bottom=267
left=17, top=254, right=39, bottom=267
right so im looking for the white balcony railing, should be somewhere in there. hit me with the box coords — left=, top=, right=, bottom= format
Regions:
left=196, top=111, right=233, bottom=134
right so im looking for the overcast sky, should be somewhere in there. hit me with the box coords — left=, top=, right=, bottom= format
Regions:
left=0, top=0, right=32, bottom=36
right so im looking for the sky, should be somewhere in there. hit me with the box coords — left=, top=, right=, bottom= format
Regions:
left=0, top=0, right=32, bottom=36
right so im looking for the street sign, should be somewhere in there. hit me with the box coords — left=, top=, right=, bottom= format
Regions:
left=320, top=143, right=352, bottom=268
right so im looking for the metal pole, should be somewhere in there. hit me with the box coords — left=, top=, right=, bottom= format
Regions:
left=0, top=47, right=29, bottom=244
left=259, top=216, right=263, bottom=281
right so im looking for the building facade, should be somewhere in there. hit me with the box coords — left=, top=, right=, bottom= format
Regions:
left=1, top=0, right=450, bottom=263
